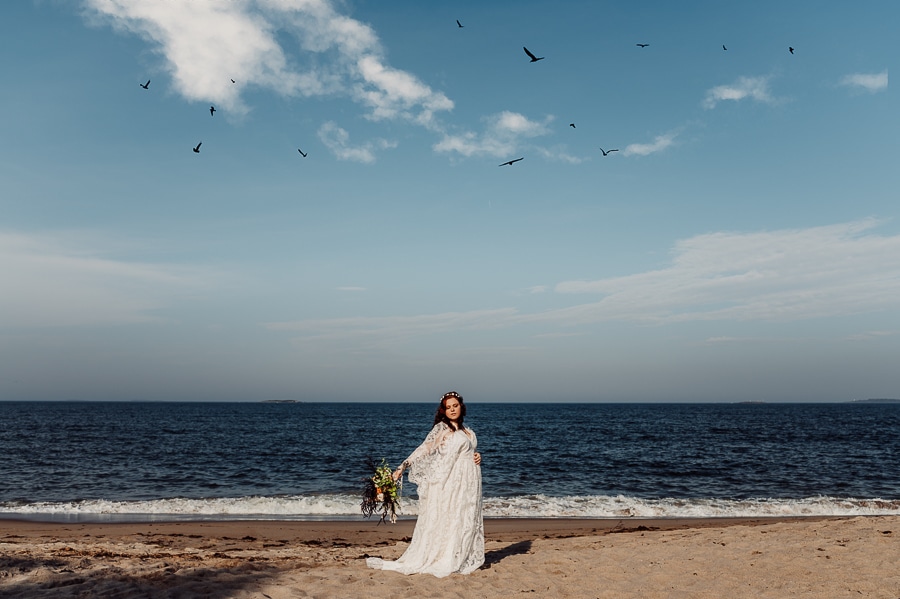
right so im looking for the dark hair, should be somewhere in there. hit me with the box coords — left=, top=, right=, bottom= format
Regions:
left=434, top=391, right=466, bottom=431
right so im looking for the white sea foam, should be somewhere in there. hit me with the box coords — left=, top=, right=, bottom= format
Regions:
left=2, top=494, right=899, bottom=522
left=483, top=495, right=900, bottom=518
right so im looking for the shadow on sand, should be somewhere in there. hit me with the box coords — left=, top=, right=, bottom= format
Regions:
left=482, top=539, right=533, bottom=569
left=0, top=554, right=281, bottom=599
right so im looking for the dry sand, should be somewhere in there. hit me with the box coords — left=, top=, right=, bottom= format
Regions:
left=1, top=516, right=898, bottom=598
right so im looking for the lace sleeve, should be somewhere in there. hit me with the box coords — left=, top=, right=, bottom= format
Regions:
left=404, top=423, right=453, bottom=486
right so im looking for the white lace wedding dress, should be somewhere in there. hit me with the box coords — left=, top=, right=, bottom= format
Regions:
left=366, top=422, right=484, bottom=577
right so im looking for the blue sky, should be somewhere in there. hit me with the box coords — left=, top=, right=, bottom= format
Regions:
left=1, top=0, right=896, bottom=402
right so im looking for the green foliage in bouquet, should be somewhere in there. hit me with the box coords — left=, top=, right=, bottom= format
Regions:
left=361, top=457, right=402, bottom=524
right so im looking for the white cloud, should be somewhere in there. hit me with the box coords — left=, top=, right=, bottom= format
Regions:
left=356, top=56, right=453, bottom=126
left=84, top=0, right=566, bottom=164
left=703, top=75, right=774, bottom=109
left=623, top=131, right=678, bottom=156
left=840, top=70, right=888, bottom=94
left=495, top=111, right=548, bottom=135
left=266, top=219, right=900, bottom=343
left=84, top=0, right=453, bottom=122
left=434, top=111, right=553, bottom=158
left=317, top=121, right=396, bottom=163
left=0, top=231, right=209, bottom=327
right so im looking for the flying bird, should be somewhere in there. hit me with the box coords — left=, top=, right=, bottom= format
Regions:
left=636, top=43, right=649, bottom=48
left=499, top=157, right=524, bottom=166
left=599, top=147, right=618, bottom=156
left=209, top=105, right=216, bottom=116
left=789, top=46, right=794, bottom=54
left=569, top=123, right=576, bottom=128
left=523, top=47, right=544, bottom=62
left=456, top=19, right=464, bottom=28
left=298, top=149, right=308, bottom=158
left=231, top=78, right=235, bottom=83
left=723, top=44, right=727, bottom=51
left=193, top=142, right=202, bottom=153
left=139, top=79, right=150, bottom=89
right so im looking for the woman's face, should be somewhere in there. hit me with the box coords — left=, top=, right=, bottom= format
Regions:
left=443, top=397, right=462, bottom=422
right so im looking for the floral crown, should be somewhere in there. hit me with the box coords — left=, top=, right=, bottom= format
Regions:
left=441, top=391, right=462, bottom=401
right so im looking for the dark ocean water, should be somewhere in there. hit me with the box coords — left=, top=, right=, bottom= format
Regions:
left=1, top=401, right=898, bottom=521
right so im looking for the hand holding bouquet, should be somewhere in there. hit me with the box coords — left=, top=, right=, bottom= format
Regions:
left=361, top=458, right=402, bottom=524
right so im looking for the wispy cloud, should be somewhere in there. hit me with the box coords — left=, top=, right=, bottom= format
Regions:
left=534, top=146, right=585, bottom=164
left=533, top=332, right=584, bottom=339
left=265, top=308, right=519, bottom=341
left=317, top=121, right=396, bottom=163
left=553, top=218, right=900, bottom=324
left=0, top=231, right=210, bottom=327
left=702, top=336, right=786, bottom=345
left=839, top=70, right=888, bottom=94
left=84, top=0, right=453, bottom=123
left=623, top=130, right=678, bottom=156
left=267, top=220, right=900, bottom=343
left=434, top=111, right=553, bottom=158
left=704, top=336, right=744, bottom=344
left=703, top=75, right=775, bottom=109
left=846, top=330, right=898, bottom=341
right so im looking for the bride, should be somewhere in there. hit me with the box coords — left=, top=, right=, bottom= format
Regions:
left=366, top=391, right=484, bottom=577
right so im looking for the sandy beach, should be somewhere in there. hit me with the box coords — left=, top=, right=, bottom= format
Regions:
left=1, top=516, right=898, bottom=598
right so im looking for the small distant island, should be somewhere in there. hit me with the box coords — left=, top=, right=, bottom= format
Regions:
left=260, top=399, right=299, bottom=404
left=847, top=398, right=900, bottom=404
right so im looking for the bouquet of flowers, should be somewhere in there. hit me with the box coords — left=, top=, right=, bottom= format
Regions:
left=361, top=457, right=402, bottom=524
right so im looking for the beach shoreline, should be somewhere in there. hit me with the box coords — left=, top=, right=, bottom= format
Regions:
left=3, top=515, right=898, bottom=597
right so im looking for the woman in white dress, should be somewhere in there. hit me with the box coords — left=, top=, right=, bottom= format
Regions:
left=366, top=391, right=484, bottom=577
